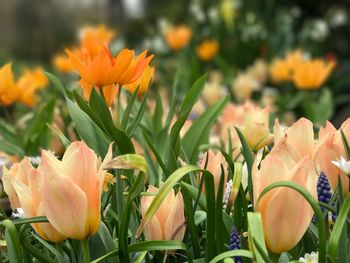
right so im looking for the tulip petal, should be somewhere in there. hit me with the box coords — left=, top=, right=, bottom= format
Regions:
left=41, top=174, right=88, bottom=240
left=165, top=192, right=185, bottom=241
left=143, top=212, right=163, bottom=240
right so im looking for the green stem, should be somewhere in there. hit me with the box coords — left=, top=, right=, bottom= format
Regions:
left=81, top=239, right=91, bottom=263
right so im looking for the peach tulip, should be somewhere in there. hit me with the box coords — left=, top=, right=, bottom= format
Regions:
left=39, top=141, right=112, bottom=240
left=314, top=119, right=350, bottom=194
left=253, top=138, right=317, bottom=253
left=2, top=159, right=66, bottom=242
left=141, top=185, right=185, bottom=241
left=199, top=150, right=228, bottom=199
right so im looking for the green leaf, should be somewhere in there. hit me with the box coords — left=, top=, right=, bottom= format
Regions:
left=247, top=212, right=270, bottom=263
left=66, top=98, right=109, bottom=156
left=235, top=127, right=254, bottom=204
left=256, top=181, right=327, bottom=263
left=89, top=222, right=116, bottom=262
left=180, top=74, right=207, bottom=114
left=13, top=216, right=48, bottom=225
left=2, top=219, right=23, bottom=263
left=208, top=250, right=254, bottom=263
left=328, top=194, right=350, bottom=262
left=340, top=130, right=350, bottom=160
left=120, top=87, right=140, bottom=130
left=45, top=72, right=70, bottom=97
left=47, top=123, right=71, bottom=148
left=128, top=240, right=187, bottom=252
left=106, top=154, right=148, bottom=174
left=182, top=96, right=229, bottom=163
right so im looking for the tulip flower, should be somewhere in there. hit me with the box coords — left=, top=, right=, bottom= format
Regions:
left=3, top=159, right=66, bottom=242
left=79, top=24, right=115, bottom=57
left=293, top=59, right=335, bottom=90
left=66, top=47, right=154, bottom=88
left=231, top=73, right=259, bottom=102
left=165, top=25, right=192, bottom=50
left=253, top=139, right=317, bottom=253
left=196, top=39, right=219, bottom=61
left=141, top=185, right=185, bottom=241
left=0, top=63, right=19, bottom=106
left=240, top=102, right=272, bottom=151
left=52, top=54, right=74, bottom=73
left=38, top=141, right=112, bottom=240
left=199, top=150, right=228, bottom=199
left=314, top=119, right=350, bottom=194
left=124, top=65, right=155, bottom=96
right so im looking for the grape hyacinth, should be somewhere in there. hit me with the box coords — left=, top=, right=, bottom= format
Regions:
left=314, top=172, right=337, bottom=223
left=229, top=227, right=242, bottom=263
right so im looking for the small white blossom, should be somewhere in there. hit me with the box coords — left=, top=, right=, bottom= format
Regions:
left=12, top=208, right=25, bottom=219
left=331, top=156, right=350, bottom=175
left=299, top=251, right=318, bottom=263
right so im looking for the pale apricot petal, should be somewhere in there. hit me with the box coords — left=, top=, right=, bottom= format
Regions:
left=165, top=192, right=185, bottom=241
left=140, top=185, right=158, bottom=217
left=11, top=177, right=35, bottom=218
left=314, top=133, right=347, bottom=193
left=262, top=158, right=314, bottom=253
left=286, top=118, right=314, bottom=158
left=2, top=166, right=20, bottom=208
left=143, top=213, right=163, bottom=240
left=42, top=174, right=88, bottom=240
left=319, top=121, right=336, bottom=140
left=270, top=135, right=301, bottom=169
left=34, top=203, right=66, bottom=242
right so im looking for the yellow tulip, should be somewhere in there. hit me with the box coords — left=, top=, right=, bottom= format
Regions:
left=165, top=25, right=192, bottom=50
left=0, top=63, right=18, bottom=106
left=314, top=119, right=350, bottom=194
left=293, top=59, right=335, bottom=90
left=2, top=159, right=66, bottom=242
left=253, top=129, right=317, bottom=253
left=141, top=185, right=185, bottom=241
left=39, top=141, right=112, bottom=240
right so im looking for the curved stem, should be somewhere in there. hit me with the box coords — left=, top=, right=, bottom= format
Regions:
left=81, top=239, right=91, bottom=263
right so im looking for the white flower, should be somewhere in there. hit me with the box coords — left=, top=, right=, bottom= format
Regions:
left=223, top=179, right=233, bottom=209
left=299, top=251, right=318, bottom=263
left=331, top=156, right=350, bottom=175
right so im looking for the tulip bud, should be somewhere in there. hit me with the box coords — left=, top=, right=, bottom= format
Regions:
left=2, top=159, right=66, bottom=242
left=141, top=185, right=185, bottom=241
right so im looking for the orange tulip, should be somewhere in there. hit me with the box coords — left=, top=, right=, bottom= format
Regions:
left=79, top=25, right=115, bottom=57
left=79, top=79, right=119, bottom=107
left=124, top=65, right=155, bottom=96
left=2, top=159, right=66, bottom=242
left=240, top=102, right=272, bottom=151
left=52, top=54, right=74, bottom=73
left=16, top=67, right=48, bottom=107
left=253, top=136, right=317, bottom=253
left=0, top=63, right=18, bottom=106
left=141, top=185, right=185, bottom=241
left=293, top=59, right=335, bottom=90
left=314, top=119, right=350, bottom=194
left=165, top=25, right=192, bottom=50
left=199, top=150, right=228, bottom=198
left=38, top=141, right=112, bottom=240
left=269, top=50, right=304, bottom=84
left=196, top=39, right=219, bottom=61
left=66, top=47, right=154, bottom=88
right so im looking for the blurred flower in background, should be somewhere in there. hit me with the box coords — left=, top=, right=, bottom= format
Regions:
left=196, top=39, right=219, bottom=61
left=165, top=25, right=192, bottom=50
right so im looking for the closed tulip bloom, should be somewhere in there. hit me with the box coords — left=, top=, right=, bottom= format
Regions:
left=39, top=141, right=112, bottom=240
left=165, top=25, right=192, bottom=50
left=200, top=150, right=228, bottom=198
left=141, top=185, right=185, bottom=241
left=253, top=141, right=317, bottom=253
left=124, top=65, right=155, bottom=96
left=314, top=119, right=350, bottom=194
left=293, top=59, right=335, bottom=90
left=196, top=39, right=219, bottom=61
left=3, top=159, right=66, bottom=242
left=240, top=102, right=272, bottom=151
left=66, top=47, right=153, bottom=88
